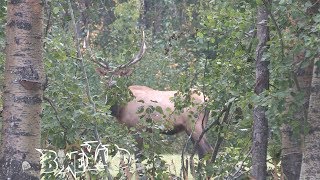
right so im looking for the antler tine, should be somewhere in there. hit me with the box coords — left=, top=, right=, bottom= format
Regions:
left=117, top=30, right=147, bottom=69
left=91, top=58, right=109, bottom=69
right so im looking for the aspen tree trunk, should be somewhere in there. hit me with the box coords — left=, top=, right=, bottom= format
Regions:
left=0, top=0, right=45, bottom=179
left=299, top=58, right=320, bottom=179
left=280, top=124, right=302, bottom=180
left=280, top=52, right=310, bottom=179
left=296, top=1, right=319, bottom=179
left=251, top=1, right=270, bottom=179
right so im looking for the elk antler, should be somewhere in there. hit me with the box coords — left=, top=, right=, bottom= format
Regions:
left=115, top=30, right=147, bottom=70
left=92, top=31, right=146, bottom=77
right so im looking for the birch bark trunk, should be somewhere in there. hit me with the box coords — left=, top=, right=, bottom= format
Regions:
left=0, top=1, right=45, bottom=179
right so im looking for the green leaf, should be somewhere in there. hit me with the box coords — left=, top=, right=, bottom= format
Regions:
left=137, top=106, right=145, bottom=114
left=155, top=106, right=164, bottom=115
left=197, top=32, right=204, bottom=38
left=146, top=106, right=155, bottom=114
left=53, top=7, right=60, bottom=15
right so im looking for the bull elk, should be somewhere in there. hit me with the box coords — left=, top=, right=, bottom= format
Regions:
left=111, top=85, right=213, bottom=159
left=94, top=30, right=212, bottom=161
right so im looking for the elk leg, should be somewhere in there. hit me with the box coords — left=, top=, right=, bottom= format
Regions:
left=186, top=129, right=213, bottom=159
left=196, top=136, right=213, bottom=159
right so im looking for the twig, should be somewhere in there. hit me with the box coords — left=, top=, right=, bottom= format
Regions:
left=67, top=0, right=96, bottom=112
left=262, top=0, right=285, bottom=62
left=43, top=96, right=69, bottom=148
left=180, top=129, right=193, bottom=179
left=43, top=0, right=52, bottom=48
left=210, top=103, right=232, bottom=163
left=246, top=22, right=257, bottom=55
left=180, top=102, right=231, bottom=178
left=43, top=96, right=68, bottom=131
left=201, top=41, right=210, bottom=129
left=180, top=101, right=208, bottom=177
left=229, top=148, right=252, bottom=179
left=189, top=103, right=231, bottom=161
left=68, top=1, right=112, bottom=179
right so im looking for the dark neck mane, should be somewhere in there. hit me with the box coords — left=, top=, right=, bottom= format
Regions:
left=110, top=104, right=121, bottom=118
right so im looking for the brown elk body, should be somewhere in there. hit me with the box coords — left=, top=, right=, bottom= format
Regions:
left=111, top=85, right=213, bottom=158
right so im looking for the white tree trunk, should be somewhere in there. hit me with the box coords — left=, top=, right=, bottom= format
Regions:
left=0, top=1, right=45, bottom=179
left=300, top=58, right=320, bottom=179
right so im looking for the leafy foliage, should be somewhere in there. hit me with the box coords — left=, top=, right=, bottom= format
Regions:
left=0, top=0, right=319, bottom=179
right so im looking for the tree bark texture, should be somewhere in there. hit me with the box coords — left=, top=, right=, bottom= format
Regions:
left=280, top=124, right=302, bottom=180
left=280, top=52, right=311, bottom=180
left=299, top=58, right=320, bottom=179
left=0, top=0, right=45, bottom=179
left=251, top=2, right=270, bottom=180
left=297, top=2, right=319, bottom=179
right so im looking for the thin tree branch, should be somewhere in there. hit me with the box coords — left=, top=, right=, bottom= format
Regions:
left=44, top=2, right=52, bottom=37
left=67, top=0, right=96, bottom=112
left=68, top=1, right=112, bottom=178
left=229, top=148, right=253, bottom=179
left=210, top=103, right=232, bottom=163
left=262, top=0, right=285, bottom=62
left=43, top=96, right=68, bottom=131
left=190, top=102, right=233, bottom=161
left=180, top=101, right=233, bottom=178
